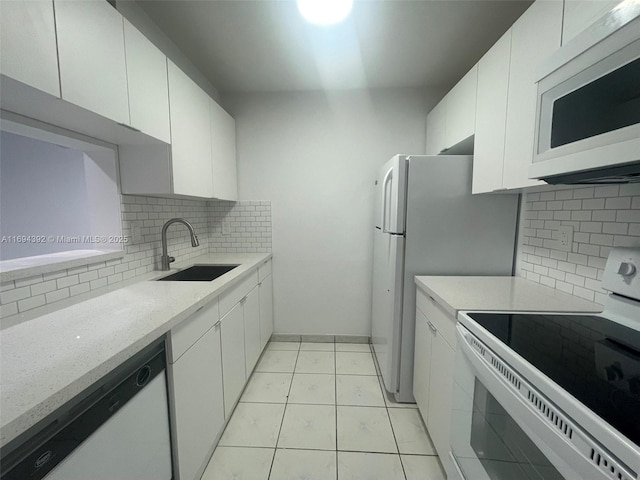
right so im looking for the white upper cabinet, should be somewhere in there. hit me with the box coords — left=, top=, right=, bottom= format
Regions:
left=444, top=65, right=478, bottom=149
left=425, top=99, right=447, bottom=155
left=55, top=0, right=130, bottom=125
left=168, top=61, right=214, bottom=198
left=0, top=0, right=60, bottom=97
left=562, top=0, right=622, bottom=45
left=425, top=65, right=477, bottom=154
left=210, top=99, right=238, bottom=201
left=123, top=20, right=171, bottom=143
left=472, top=31, right=512, bottom=194
left=502, top=0, right=563, bottom=190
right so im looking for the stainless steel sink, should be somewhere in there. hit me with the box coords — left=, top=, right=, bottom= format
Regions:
left=156, top=264, right=239, bottom=281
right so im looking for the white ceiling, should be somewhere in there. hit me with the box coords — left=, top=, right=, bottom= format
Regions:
left=137, top=0, right=532, bottom=93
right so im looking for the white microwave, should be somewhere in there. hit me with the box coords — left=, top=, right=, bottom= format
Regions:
left=529, top=1, right=640, bottom=185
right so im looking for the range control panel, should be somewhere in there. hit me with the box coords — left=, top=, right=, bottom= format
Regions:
left=602, top=247, right=640, bottom=301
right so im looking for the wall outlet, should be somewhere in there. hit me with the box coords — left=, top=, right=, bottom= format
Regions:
left=556, top=225, right=573, bottom=252
left=222, top=221, right=231, bottom=235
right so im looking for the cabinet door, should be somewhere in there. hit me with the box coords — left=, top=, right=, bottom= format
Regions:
left=171, top=324, right=224, bottom=480
left=503, top=0, right=562, bottom=190
left=413, top=307, right=434, bottom=420
left=425, top=99, right=446, bottom=155
left=259, top=274, right=274, bottom=350
left=221, top=302, right=246, bottom=418
left=445, top=65, right=478, bottom=149
left=210, top=99, right=238, bottom=201
left=426, top=334, right=456, bottom=462
left=55, top=0, right=130, bottom=124
left=562, top=0, right=621, bottom=45
left=0, top=0, right=59, bottom=97
left=472, top=30, right=512, bottom=194
left=243, top=286, right=261, bottom=377
left=124, top=20, right=171, bottom=143
left=168, top=61, right=213, bottom=198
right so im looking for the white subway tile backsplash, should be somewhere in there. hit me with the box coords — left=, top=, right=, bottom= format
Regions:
left=1, top=195, right=272, bottom=326
left=518, top=185, right=640, bottom=304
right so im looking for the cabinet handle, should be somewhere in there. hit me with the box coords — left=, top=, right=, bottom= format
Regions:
left=427, top=321, right=437, bottom=333
left=195, top=305, right=204, bottom=313
left=240, top=296, right=247, bottom=304
left=214, top=320, right=221, bottom=328
left=258, top=282, right=262, bottom=286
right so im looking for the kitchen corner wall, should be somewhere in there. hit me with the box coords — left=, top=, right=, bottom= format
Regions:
left=517, top=183, right=640, bottom=304
left=225, top=87, right=443, bottom=337
left=0, top=196, right=271, bottom=327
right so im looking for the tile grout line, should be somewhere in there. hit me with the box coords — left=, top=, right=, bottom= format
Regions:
left=266, top=341, right=301, bottom=480
left=335, top=340, right=339, bottom=480
left=371, top=343, right=409, bottom=480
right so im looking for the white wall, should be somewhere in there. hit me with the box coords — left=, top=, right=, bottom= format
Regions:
left=0, top=131, right=91, bottom=259
left=225, top=88, right=443, bottom=336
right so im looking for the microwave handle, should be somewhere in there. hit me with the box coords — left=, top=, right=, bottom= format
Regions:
left=381, top=167, right=393, bottom=233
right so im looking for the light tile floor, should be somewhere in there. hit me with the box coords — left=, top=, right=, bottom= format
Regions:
left=202, top=340, right=446, bottom=480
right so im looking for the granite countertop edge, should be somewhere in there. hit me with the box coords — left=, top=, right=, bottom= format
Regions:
left=414, top=275, right=603, bottom=318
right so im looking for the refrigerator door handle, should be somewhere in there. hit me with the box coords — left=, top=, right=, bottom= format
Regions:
left=381, top=166, right=394, bottom=233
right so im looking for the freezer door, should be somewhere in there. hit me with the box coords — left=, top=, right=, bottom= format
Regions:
left=371, top=227, right=405, bottom=394
left=374, top=155, right=407, bottom=233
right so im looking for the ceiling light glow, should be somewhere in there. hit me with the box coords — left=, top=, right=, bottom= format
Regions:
left=296, top=0, right=353, bottom=26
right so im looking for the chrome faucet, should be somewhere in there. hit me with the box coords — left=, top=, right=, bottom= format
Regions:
left=160, top=218, right=200, bottom=271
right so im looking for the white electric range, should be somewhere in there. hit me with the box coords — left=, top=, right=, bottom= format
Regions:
left=451, top=247, right=640, bottom=480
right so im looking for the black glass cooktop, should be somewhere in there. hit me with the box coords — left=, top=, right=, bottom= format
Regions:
left=467, top=312, right=640, bottom=448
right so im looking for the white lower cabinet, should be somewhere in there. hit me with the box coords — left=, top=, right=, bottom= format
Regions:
left=220, top=302, right=247, bottom=418
left=413, top=289, right=457, bottom=477
left=243, top=286, right=261, bottom=378
left=412, top=308, right=433, bottom=416
left=166, top=260, right=273, bottom=478
left=259, top=274, right=274, bottom=351
left=425, top=331, right=456, bottom=467
left=169, top=304, right=224, bottom=480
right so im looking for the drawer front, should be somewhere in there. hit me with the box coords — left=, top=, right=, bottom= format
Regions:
left=219, top=271, right=258, bottom=317
left=169, top=298, right=219, bottom=363
left=416, top=290, right=456, bottom=349
left=258, top=259, right=272, bottom=282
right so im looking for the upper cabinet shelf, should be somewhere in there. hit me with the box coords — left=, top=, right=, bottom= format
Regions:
left=0, top=0, right=237, bottom=201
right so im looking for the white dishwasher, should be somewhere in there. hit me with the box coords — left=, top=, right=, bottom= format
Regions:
left=0, top=340, right=173, bottom=480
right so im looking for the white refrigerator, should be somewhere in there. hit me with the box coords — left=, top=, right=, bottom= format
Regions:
left=371, top=155, right=519, bottom=403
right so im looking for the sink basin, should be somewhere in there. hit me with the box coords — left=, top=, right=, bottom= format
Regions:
left=157, top=264, right=239, bottom=281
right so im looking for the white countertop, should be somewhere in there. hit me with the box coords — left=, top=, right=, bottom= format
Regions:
left=0, top=252, right=270, bottom=448
left=415, top=276, right=603, bottom=318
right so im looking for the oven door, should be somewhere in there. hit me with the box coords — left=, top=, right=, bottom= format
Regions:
left=449, top=324, right=615, bottom=480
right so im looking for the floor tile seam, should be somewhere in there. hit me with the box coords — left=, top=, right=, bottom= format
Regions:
left=381, top=385, right=407, bottom=480
left=334, top=342, right=339, bottom=480
left=239, top=400, right=288, bottom=405
left=398, top=452, right=439, bottom=457
left=267, top=344, right=300, bottom=479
